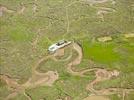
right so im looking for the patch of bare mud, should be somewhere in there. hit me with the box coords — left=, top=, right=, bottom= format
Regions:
left=53, top=45, right=73, bottom=62
left=54, top=48, right=65, bottom=57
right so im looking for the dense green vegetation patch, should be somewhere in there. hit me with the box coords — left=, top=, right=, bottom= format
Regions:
left=82, top=40, right=121, bottom=63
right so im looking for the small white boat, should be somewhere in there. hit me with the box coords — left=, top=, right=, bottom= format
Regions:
left=48, top=40, right=71, bottom=52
